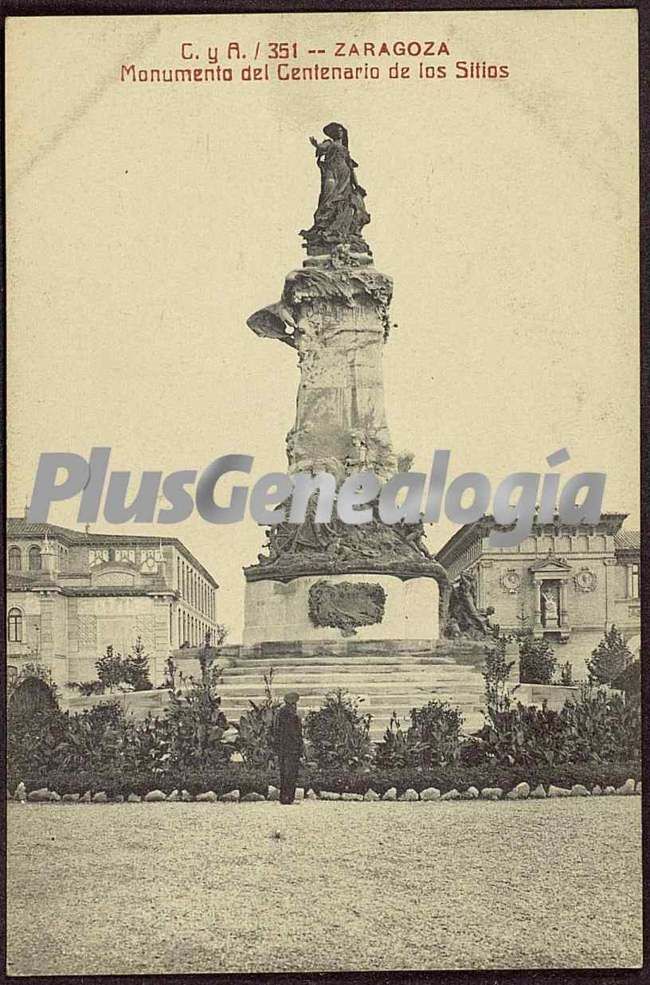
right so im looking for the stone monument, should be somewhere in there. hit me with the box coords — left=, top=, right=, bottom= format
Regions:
left=243, top=123, right=449, bottom=646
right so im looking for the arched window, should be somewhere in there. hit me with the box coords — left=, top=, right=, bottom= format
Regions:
left=7, top=607, right=23, bottom=643
left=28, top=545, right=41, bottom=570
left=8, top=547, right=22, bottom=571
left=178, top=609, right=182, bottom=646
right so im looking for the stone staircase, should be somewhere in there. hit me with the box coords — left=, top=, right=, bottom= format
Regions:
left=216, top=646, right=487, bottom=738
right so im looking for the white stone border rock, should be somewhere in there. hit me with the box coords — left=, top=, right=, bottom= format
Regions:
left=11, top=778, right=641, bottom=804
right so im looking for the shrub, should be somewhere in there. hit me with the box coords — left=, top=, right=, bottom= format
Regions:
left=471, top=683, right=641, bottom=769
left=7, top=700, right=131, bottom=778
left=237, top=669, right=281, bottom=769
left=561, top=685, right=641, bottom=764
left=374, top=713, right=412, bottom=770
left=66, top=680, right=105, bottom=696
left=303, top=689, right=372, bottom=771
left=49, top=702, right=131, bottom=773
left=8, top=761, right=640, bottom=802
left=68, top=639, right=153, bottom=694
left=164, top=663, right=232, bottom=772
left=587, top=625, right=633, bottom=686
left=7, top=704, right=68, bottom=780
left=482, top=635, right=515, bottom=715
left=374, top=698, right=463, bottom=769
left=518, top=632, right=556, bottom=684
left=474, top=701, right=568, bottom=768
left=408, top=699, right=464, bottom=766
left=8, top=662, right=59, bottom=702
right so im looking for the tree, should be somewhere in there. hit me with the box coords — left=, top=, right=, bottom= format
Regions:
left=124, top=637, right=153, bottom=691
left=587, top=625, right=633, bottom=686
left=197, top=625, right=229, bottom=683
left=482, top=634, right=514, bottom=715
left=611, top=658, right=641, bottom=700
left=94, top=646, right=126, bottom=690
left=518, top=631, right=556, bottom=684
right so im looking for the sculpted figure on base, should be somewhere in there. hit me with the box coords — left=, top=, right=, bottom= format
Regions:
left=446, top=572, right=494, bottom=639
left=300, top=123, right=371, bottom=256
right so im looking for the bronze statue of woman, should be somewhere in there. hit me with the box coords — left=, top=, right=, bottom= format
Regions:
left=300, top=123, right=371, bottom=255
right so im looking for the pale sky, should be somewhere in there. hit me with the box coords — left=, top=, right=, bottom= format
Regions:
left=7, top=10, right=639, bottom=639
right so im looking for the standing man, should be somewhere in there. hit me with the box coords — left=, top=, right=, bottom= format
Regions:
left=275, top=691, right=304, bottom=805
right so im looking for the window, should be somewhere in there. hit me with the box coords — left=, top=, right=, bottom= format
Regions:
left=28, top=545, right=41, bottom=570
left=8, top=547, right=21, bottom=571
left=630, top=564, right=639, bottom=599
left=7, top=607, right=23, bottom=643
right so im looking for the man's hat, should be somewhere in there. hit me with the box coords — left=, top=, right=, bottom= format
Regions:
left=284, top=691, right=300, bottom=703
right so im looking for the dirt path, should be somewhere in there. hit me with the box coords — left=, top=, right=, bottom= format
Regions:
left=7, top=798, right=642, bottom=975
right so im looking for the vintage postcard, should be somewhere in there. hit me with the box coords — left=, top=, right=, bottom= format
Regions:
left=5, top=8, right=641, bottom=976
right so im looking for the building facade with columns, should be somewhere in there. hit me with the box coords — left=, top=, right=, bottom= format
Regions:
left=6, top=518, right=219, bottom=688
left=436, top=512, right=640, bottom=677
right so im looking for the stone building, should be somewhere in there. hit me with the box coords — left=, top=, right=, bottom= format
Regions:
left=6, top=517, right=219, bottom=688
left=436, top=512, right=641, bottom=677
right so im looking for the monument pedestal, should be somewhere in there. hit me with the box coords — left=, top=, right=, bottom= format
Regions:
left=227, top=122, right=497, bottom=722
left=243, top=573, right=438, bottom=645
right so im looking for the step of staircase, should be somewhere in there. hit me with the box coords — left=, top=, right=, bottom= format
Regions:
left=221, top=660, right=460, bottom=676
left=222, top=654, right=460, bottom=669
left=218, top=677, right=475, bottom=693
left=217, top=653, right=487, bottom=738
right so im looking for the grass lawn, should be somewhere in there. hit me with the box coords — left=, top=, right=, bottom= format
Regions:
left=7, top=797, right=642, bottom=975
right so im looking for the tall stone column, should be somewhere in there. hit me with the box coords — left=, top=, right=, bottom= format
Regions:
left=241, top=123, right=448, bottom=645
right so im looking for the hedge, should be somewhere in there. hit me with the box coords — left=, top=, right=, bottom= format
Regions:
left=9, top=760, right=641, bottom=801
